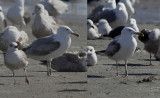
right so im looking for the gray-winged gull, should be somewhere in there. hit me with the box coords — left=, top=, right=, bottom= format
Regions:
left=89, top=2, right=128, bottom=28
left=0, top=26, right=28, bottom=52
left=23, top=26, right=79, bottom=76
left=4, top=42, right=29, bottom=84
left=97, top=19, right=112, bottom=36
left=32, top=4, right=57, bottom=38
left=98, top=27, right=142, bottom=76
left=87, top=19, right=101, bottom=40
left=87, top=46, right=97, bottom=66
left=49, top=51, right=87, bottom=72
left=0, top=6, right=7, bottom=32
left=40, top=0, right=68, bottom=17
left=6, top=0, right=30, bottom=29
left=138, top=28, right=160, bottom=65
left=88, top=0, right=116, bottom=18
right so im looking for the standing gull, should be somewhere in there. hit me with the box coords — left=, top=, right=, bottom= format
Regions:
left=0, top=26, right=28, bottom=52
left=0, top=6, right=7, bottom=32
left=97, top=19, right=112, bottom=36
left=4, top=42, right=29, bottom=84
left=138, top=28, right=160, bottom=65
left=40, top=0, right=68, bottom=17
left=89, top=3, right=128, bottom=28
left=32, top=4, right=57, bottom=38
left=101, top=27, right=141, bottom=76
left=6, top=0, right=29, bottom=29
left=23, top=26, right=79, bottom=76
left=87, top=46, right=97, bottom=66
left=87, top=19, right=101, bottom=40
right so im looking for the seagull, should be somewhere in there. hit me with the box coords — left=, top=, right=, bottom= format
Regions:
left=0, top=6, right=7, bottom=32
left=119, top=0, right=135, bottom=18
left=100, top=27, right=141, bottom=76
left=32, top=4, right=57, bottom=38
left=88, top=0, right=116, bottom=18
left=23, top=26, right=79, bottom=76
left=87, top=46, right=97, bottom=66
left=88, top=2, right=128, bottom=28
left=50, top=51, right=87, bottom=72
left=39, top=0, right=68, bottom=17
left=6, top=0, right=30, bottom=29
left=87, top=19, right=101, bottom=40
left=138, top=28, right=160, bottom=65
left=97, top=19, right=112, bottom=36
left=103, top=18, right=139, bottom=39
left=0, top=26, right=28, bottom=52
left=4, top=42, right=29, bottom=84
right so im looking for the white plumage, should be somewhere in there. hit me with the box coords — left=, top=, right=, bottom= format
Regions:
left=87, top=46, right=97, bottom=66
left=32, top=4, right=58, bottom=38
left=40, top=0, right=68, bottom=17
left=4, top=42, right=29, bottom=84
left=98, top=19, right=112, bottom=36
left=0, top=6, right=7, bottom=32
left=87, top=19, right=101, bottom=40
left=6, top=0, right=26, bottom=29
left=0, top=26, right=28, bottom=52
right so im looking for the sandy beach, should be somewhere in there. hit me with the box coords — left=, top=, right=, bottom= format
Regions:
left=0, top=0, right=160, bottom=98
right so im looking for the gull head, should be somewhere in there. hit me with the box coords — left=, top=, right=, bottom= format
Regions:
left=117, top=2, right=126, bottom=12
left=121, top=27, right=141, bottom=36
left=8, top=42, right=18, bottom=51
left=32, top=4, right=45, bottom=15
left=87, top=46, right=95, bottom=53
left=127, top=18, right=137, bottom=26
left=98, top=19, right=109, bottom=26
left=87, top=19, right=94, bottom=28
left=58, top=26, right=79, bottom=37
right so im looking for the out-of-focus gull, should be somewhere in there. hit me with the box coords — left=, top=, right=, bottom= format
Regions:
left=40, top=0, right=68, bottom=17
left=87, top=46, right=97, bottom=66
left=97, top=19, right=112, bottom=36
left=0, top=6, right=7, bottom=32
left=6, top=0, right=30, bottom=29
left=4, top=42, right=29, bottom=84
left=32, top=4, right=57, bottom=38
left=89, top=3, right=128, bottom=28
left=0, top=26, right=28, bottom=52
left=97, top=27, right=142, bottom=76
left=88, top=0, right=116, bottom=18
left=103, top=18, right=139, bottom=39
left=23, top=26, right=79, bottom=76
left=120, top=0, right=135, bottom=18
left=49, top=51, right=87, bottom=72
left=87, top=19, right=101, bottom=40
left=138, top=28, right=160, bottom=65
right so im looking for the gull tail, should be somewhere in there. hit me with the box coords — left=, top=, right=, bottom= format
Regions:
left=95, top=50, right=106, bottom=55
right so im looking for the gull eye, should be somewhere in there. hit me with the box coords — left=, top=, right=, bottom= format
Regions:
left=129, top=29, right=132, bottom=31
left=90, top=49, right=92, bottom=51
left=10, top=44, right=13, bottom=47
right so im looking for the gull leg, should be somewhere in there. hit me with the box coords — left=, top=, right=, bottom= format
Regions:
left=116, top=60, right=119, bottom=76
left=24, top=68, right=29, bottom=84
left=47, top=61, right=50, bottom=76
left=125, top=60, right=128, bottom=77
left=149, top=53, right=153, bottom=66
left=12, top=71, right=16, bottom=85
